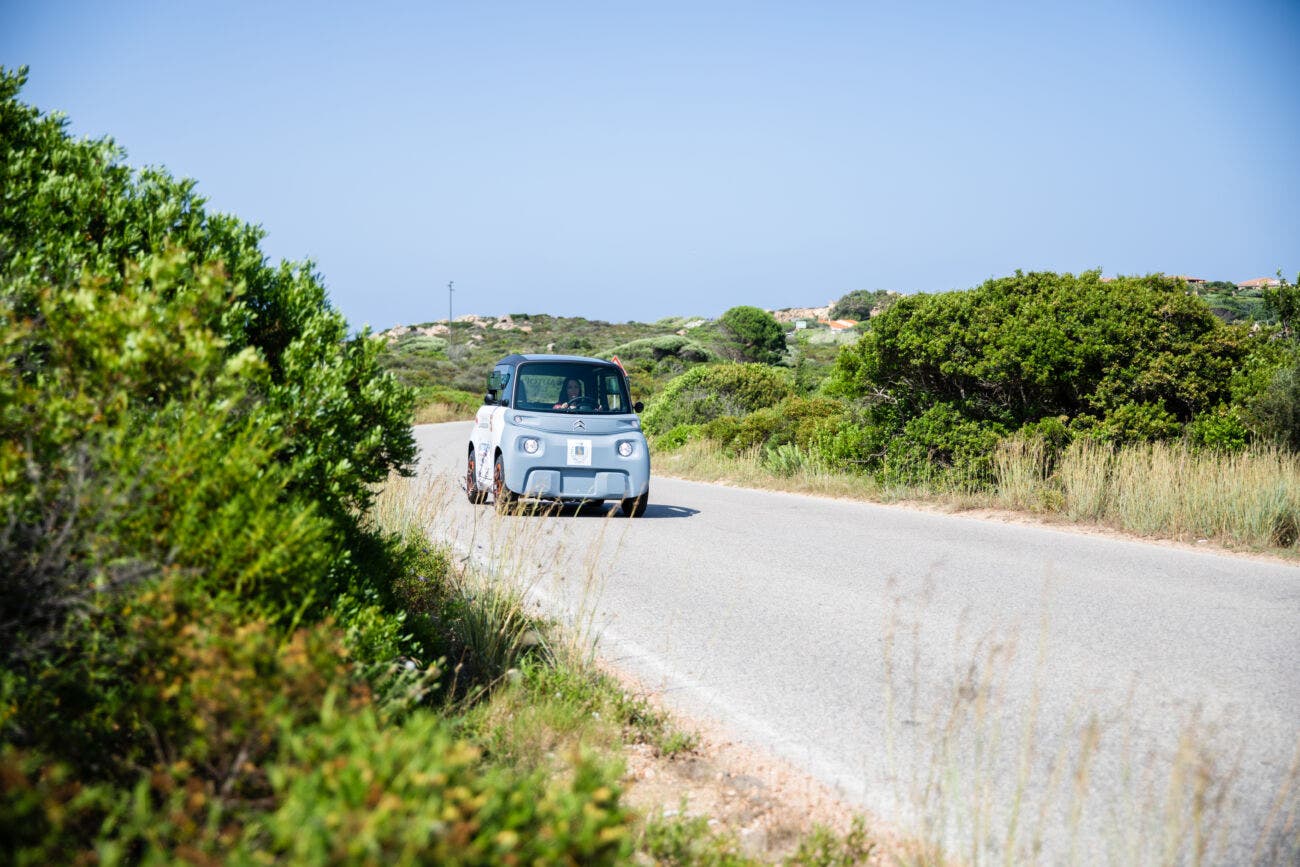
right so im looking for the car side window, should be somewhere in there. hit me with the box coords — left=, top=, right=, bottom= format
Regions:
left=600, top=372, right=625, bottom=411
left=487, top=367, right=511, bottom=404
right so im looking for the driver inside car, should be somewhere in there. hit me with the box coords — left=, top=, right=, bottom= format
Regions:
left=554, top=377, right=583, bottom=409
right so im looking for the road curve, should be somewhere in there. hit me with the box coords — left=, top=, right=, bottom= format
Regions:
left=412, top=422, right=1300, bottom=863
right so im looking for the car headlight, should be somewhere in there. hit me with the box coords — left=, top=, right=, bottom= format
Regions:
left=617, top=440, right=634, bottom=457
left=521, top=437, right=540, bottom=454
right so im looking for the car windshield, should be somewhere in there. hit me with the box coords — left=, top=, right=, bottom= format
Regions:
left=514, top=361, right=632, bottom=414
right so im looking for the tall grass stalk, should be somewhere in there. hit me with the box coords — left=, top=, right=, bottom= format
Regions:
left=993, top=440, right=1300, bottom=550
left=881, top=591, right=1296, bottom=866
left=413, top=402, right=475, bottom=424
left=369, top=471, right=552, bottom=692
left=992, top=436, right=1056, bottom=512
left=664, top=435, right=1300, bottom=552
left=371, top=467, right=630, bottom=679
left=657, top=438, right=896, bottom=500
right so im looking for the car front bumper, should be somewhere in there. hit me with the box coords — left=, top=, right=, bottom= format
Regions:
left=503, top=431, right=650, bottom=501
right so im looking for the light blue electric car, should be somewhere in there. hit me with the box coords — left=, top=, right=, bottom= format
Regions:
left=466, top=354, right=651, bottom=515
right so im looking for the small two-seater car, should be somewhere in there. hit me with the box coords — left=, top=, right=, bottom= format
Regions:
left=466, top=354, right=651, bottom=516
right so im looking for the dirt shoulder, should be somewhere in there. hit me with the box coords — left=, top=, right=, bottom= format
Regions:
left=604, top=662, right=909, bottom=864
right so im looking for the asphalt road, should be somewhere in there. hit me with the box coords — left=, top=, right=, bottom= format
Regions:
left=412, top=422, right=1300, bottom=863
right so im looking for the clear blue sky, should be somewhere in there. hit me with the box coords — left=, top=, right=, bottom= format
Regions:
left=4, top=0, right=1298, bottom=330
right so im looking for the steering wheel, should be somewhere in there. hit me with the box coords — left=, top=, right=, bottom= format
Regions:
left=563, top=396, right=598, bottom=411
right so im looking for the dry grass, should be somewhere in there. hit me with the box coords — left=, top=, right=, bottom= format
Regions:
left=655, top=438, right=950, bottom=504
left=994, top=438, right=1300, bottom=551
left=370, top=467, right=631, bottom=674
left=413, top=401, right=476, bottom=424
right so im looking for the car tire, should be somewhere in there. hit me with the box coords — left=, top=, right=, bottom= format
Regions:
left=620, top=488, right=648, bottom=517
left=493, top=453, right=516, bottom=514
left=466, top=447, right=487, bottom=504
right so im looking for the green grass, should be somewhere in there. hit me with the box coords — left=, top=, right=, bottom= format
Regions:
left=636, top=808, right=875, bottom=867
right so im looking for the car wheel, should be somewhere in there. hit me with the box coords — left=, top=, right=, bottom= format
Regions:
left=466, top=448, right=487, bottom=504
left=620, top=488, right=648, bottom=517
left=493, top=453, right=516, bottom=514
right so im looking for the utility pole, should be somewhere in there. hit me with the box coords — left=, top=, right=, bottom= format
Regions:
left=447, top=280, right=454, bottom=327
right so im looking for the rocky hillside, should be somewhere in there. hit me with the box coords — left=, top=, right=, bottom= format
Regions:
left=375, top=307, right=860, bottom=406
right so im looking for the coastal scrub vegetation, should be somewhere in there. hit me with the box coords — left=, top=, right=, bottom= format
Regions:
left=388, top=246, right=1298, bottom=550
left=5, top=66, right=806, bottom=863
left=644, top=271, right=1300, bottom=550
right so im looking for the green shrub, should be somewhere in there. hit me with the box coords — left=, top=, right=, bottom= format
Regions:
left=882, top=404, right=1006, bottom=487
left=642, top=364, right=793, bottom=435
left=0, top=746, right=116, bottom=866
left=0, top=66, right=415, bottom=524
left=697, top=415, right=742, bottom=445
left=609, top=334, right=716, bottom=364
left=412, top=385, right=481, bottom=422
left=0, top=72, right=443, bottom=864
left=654, top=423, right=704, bottom=451
left=389, top=540, right=455, bottom=621
left=828, top=270, right=1259, bottom=436
left=1016, top=414, right=1073, bottom=452
left=337, top=593, right=411, bottom=669
left=1261, top=274, right=1300, bottom=336
left=248, top=706, right=633, bottom=865
left=552, top=335, right=596, bottom=356
left=709, top=396, right=844, bottom=454
left=396, top=334, right=448, bottom=358
left=638, top=811, right=749, bottom=866
left=1090, top=401, right=1182, bottom=444
left=819, top=269, right=1277, bottom=487
left=811, top=416, right=887, bottom=472
left=7, top=577, right=364, bottom=788
left=1248, top=358, right=1300, bottom=449
left=1186, top=405, right=1249, bottom=451
left=717, top=407, right=785, bottom=453
left=0, top=256, right=338, bottom=662
left=830, top=289, right=898, bottom=321
left=762, top=443, right=819, bottom=477
left=716, top=305, right=787, bottom=364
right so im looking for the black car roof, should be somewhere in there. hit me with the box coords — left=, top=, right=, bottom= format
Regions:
left=494, top=354, right=619, bottom=370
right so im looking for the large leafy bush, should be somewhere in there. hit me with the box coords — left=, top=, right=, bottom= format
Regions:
left=829, top=270, right=1253, bottom=431
left=0, top=66, right=646, bottom=864
left=252, top=708, right=631, bottom=865
left=0, top=67, right=414, bottom=524
left=829, top=289, right=898, bottom=321
left=0, top=254, right=336, bottom=660
left=817, top=270, right=1270, bottom=484
left=716, top=305, right=787, bottom=364
left=642, top=362, right=793, bottom=435
left=701, top=395, right=844, bottom=455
